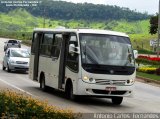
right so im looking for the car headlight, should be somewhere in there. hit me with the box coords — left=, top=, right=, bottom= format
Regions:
left=9, top=59, right=16, bottom=64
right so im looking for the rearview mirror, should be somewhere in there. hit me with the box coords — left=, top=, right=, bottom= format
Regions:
left=18, top=40, right=22, bottom=43
left=69, top=44, right=80, bottom=54
left=133, top=50, right=138, bottom=59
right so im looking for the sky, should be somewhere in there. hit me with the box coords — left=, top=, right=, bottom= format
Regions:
left=58, top=0, right=159, bottom=15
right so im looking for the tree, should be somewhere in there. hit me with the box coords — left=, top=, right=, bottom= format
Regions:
left=149, top=15, right=158, bottom=34
left=0, top=0, right=150, bottom=21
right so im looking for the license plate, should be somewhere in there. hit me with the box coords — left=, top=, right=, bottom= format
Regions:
left=106, top=87, right=116, bottom=91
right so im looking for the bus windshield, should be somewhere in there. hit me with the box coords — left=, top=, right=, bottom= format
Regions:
left=79, top=34, right=135, bottom=67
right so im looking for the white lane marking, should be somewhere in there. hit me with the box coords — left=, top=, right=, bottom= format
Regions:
left=0, top=78, right=33, bottom=96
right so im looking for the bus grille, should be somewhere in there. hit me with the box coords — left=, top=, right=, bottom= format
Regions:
left=95, top=79, right=126, bottom=85
left=92, top=89, right=126, bottom=95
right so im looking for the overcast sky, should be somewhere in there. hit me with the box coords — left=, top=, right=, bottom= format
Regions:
left=58, top=0, right=159, bottom=15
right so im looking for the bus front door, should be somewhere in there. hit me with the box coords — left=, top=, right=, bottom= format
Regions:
left=58, top=34, right=69, bottom=89
left=33, top=33, right=43, bottom=81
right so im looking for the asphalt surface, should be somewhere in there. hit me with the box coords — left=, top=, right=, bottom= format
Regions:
left=0, top=37, right=160, bottom=114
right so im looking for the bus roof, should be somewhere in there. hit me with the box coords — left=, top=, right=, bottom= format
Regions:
left=33, top=28, right=129, bottom=37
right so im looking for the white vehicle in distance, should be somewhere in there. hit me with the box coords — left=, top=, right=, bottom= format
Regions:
left=3, top=48, right=30, bottom=73
left=4, top=40, right=21, bottom=51
left=29, top=28, right=138, bottom=105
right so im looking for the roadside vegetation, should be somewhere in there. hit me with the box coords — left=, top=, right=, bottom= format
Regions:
left=136, top=55, right=160, bottom=81
left=137, top=72, right=160, bottom=81
left=130, top=34, right=157, bottom=51
left=0, top=90, right=77, bottom=119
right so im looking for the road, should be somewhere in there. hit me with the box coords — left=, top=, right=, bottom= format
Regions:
left=0, top=37, right=160, bottom=114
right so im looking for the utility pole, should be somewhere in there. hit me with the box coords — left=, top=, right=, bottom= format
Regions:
left=43, top=9, right=46, bottom=28
left=158, top=0, right=160, bottom=57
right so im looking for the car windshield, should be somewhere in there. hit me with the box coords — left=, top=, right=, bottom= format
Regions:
left=8, top=40, right=18, bottom=43
left=10, top=49, right=30, bottom=58
left=80, top=34, right=135, bottom=67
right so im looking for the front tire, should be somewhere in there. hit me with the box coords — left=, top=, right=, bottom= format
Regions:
left=2, top=63, right=6, bottom=70
left=65, top=83, right=77, bottom=101
left=4, top=46, right=7, bottom=51
left=112, top=97, right=123, bottom=105
left=7, top=64, right=11, bottom=72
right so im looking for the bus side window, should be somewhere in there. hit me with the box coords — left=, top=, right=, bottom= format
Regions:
left=40, top=33, right=53, bottom=56
left=52, top=34, right=62, bottom=58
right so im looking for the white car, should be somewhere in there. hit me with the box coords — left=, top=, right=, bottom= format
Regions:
left=4, top=40, right=21, bottom=51
left=2, top=48, right=30, bottom=72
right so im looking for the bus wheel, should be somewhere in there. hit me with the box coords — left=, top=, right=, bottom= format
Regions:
left=40, top=75, right=47, bottom=91
left=65, top=82, right=76, bottom=100
left=111, top=97, right=123, bottom=105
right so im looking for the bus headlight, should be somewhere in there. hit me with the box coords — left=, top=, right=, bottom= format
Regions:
left=83, top=76, right=89, bottom=80
left=83, top=76, right=95, bottom=83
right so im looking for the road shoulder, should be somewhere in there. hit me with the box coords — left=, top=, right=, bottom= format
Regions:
left=136, top=76, right=160, bottom=87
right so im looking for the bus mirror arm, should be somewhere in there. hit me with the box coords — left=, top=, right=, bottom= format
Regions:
left=69, top=44, right=80, bottom=54
left=133, top=50, right=138, bottom=59
left=75, top=47, right=80, bottom=54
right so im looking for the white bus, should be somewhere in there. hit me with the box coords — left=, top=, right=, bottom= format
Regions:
left=29, top=28, right=137, bottom=105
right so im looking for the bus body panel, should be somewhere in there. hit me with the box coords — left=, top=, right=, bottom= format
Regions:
left=49, top=57, right=60, bottom=89
left=64, top=53, right=82, bottom=94
left=65, top=67, right=79, bottom=94
left=38, top=56, right=60, bottom=89
left=29, top=55, right=35, bottom=80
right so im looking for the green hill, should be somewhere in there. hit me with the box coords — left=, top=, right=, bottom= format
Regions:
left=0, top=9, right=150, bottom=33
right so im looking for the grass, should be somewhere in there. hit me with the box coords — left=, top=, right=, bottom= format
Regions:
left=114, top=20, right=149, bottom=34
left=137, top=48, right=156, bottom=54
left=137, top=71, right=160, bottom=81
left=129, top=34, right=157, bottom=50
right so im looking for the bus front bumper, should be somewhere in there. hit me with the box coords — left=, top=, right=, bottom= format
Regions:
left=75, top=79, right=134, bottom=97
